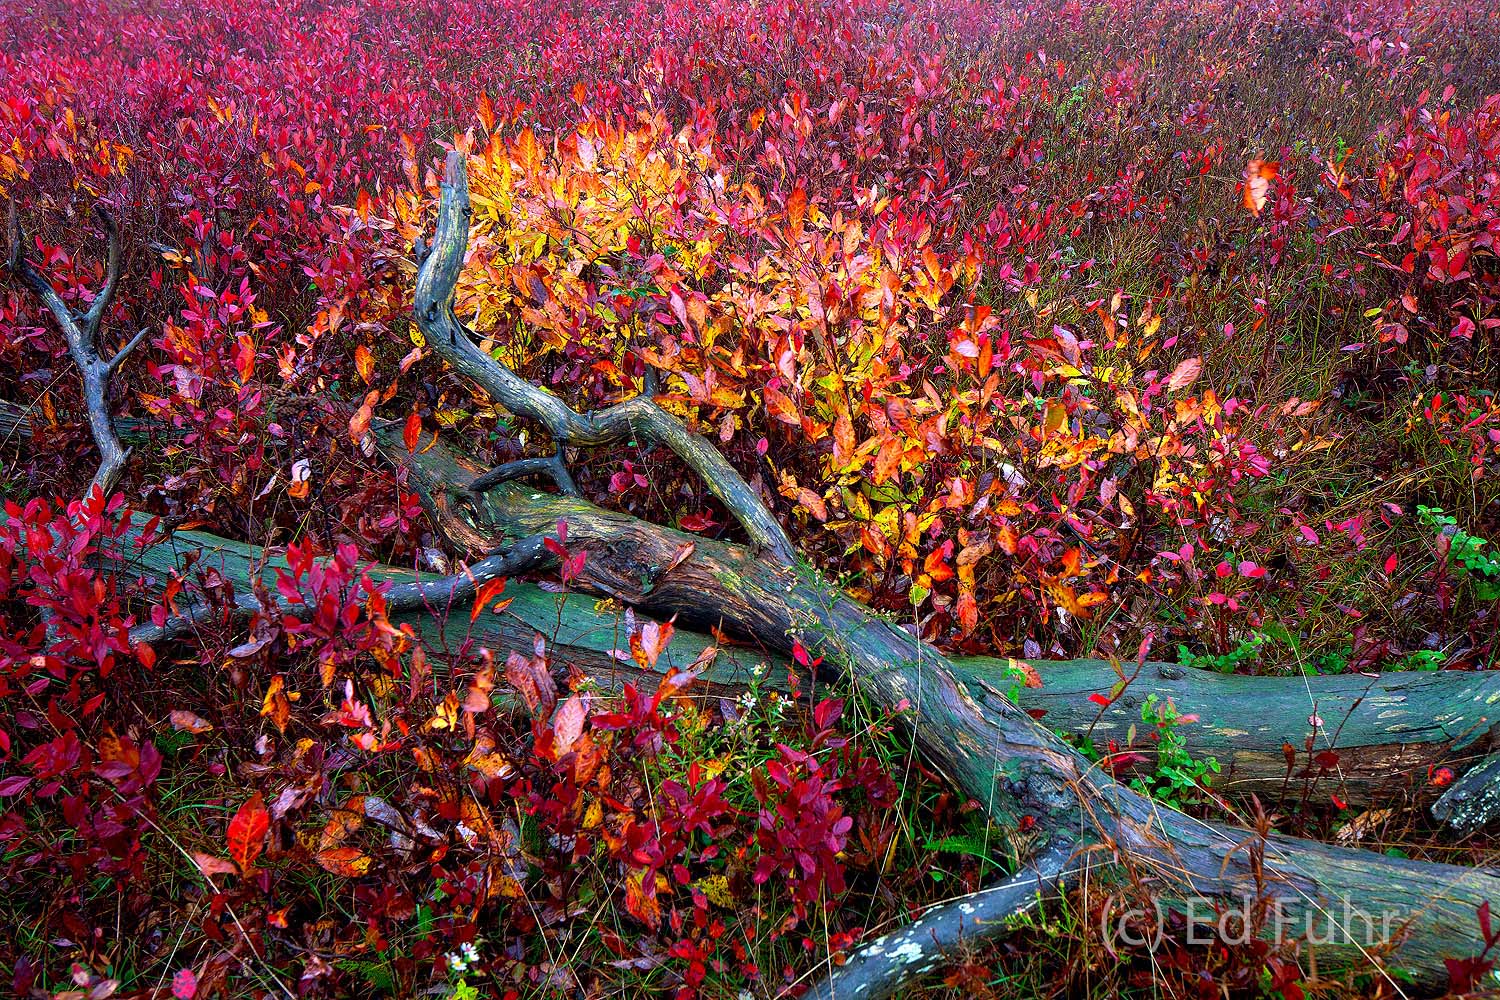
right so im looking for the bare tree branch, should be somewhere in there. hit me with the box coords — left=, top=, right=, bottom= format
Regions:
left=5, top=203, right=140, bottom=497
left=803, top=838, right=1081, bottom=1000
left=469, top=446, right=579, bottom=496
left=412, top=151, right=796, bottom=561
left=131, top=533, right=553, bottom=645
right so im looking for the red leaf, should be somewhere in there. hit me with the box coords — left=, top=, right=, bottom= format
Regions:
left=0, top=775, right=31, bottom=796
left=227, top=792, right=269, bottom=874
left=403, top=411, right=421, bottom=453
left=1089, top=693, right=1113, bottom=707
left=471, top=577, right=507, bottom=622
left=678, top=510, right=718, bottom=533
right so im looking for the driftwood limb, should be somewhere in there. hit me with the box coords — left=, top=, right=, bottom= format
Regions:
left=804, top=838, right=1082, bottom=1000
left=131, top=533, right=552, bottom=645
left=410, top=151, right=795, bottom=562
left=468, top=447, right=578, bottom=497
left=5, top=203, right=144, bottom=497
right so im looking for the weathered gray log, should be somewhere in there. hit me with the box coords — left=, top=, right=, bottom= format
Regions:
left=406, top=150, right=794, bottom=563
left=803, top=837, right=1082, bottom=1000
left=17, top=385, right=1489, bottom=816
left=101, top=468, right=1500, bottom=992
left=379, top=418, right=1500, bottom=991
left=1434, top=754, right=1500, bottom=832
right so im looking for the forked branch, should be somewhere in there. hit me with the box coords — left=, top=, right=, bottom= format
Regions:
left=411, top=150, right=795, bottom=561
left=5, top=202, right=145, bottom=497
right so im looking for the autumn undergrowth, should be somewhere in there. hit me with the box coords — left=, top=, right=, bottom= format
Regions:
left=3, top=0, right=1500, bottom=996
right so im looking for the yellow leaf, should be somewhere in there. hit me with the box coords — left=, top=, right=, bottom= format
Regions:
left=427, top=690, right=460, bottom=731
left=261, top=675, right=293, bottom=733
left=693, top=874, right=734, bottom=909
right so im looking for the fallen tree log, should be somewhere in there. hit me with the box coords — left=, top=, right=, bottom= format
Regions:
left=395, top=150, right=1499, bottom=992
left=102, top=434, right=1500, bottom=990
left=107, top=519, right=1500, bottom=816
left=13, top=411, right=1496, bottom=812
left=384, top=419, right=1500, bottom=994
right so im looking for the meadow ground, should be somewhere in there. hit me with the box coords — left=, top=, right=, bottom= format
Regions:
left=1, top=0, right=1498, bottom=996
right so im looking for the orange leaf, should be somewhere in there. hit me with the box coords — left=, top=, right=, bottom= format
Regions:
left=463, top=663, right=495, bottom=713
left=763, top=385, right=801, bottom=427
left=190, top=851, right=238, bottom=880
left=354, top=345, right=375, bottom=384
left=625, top=869, right=662, bottom=930
left=552, top=695, right=587, bottom=756
left=471, top=577, right=507, bottom=622
left=348, top=389, right=379, bottom=445
left=787, top=184, right=807, bottom=235
left=832, top=407, right=855, bottom=468
left=260, top=675, right=292, bottom=732
left=169, top=709, right=213, bottom=734
left=317, top=846, right=373, bottom=877
left=796, top=488, right=828, bottom=522
left=235, top=335, right=256, bottom=383
left=923, top=541, right=955, bottom=583
left=1242, top=158, right=1278, bottom=215
left=629, top=619, right=675, bottom=670
left=873, top=435, right=902, bottom=484
left=227, top=792, right=269, bottom=874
